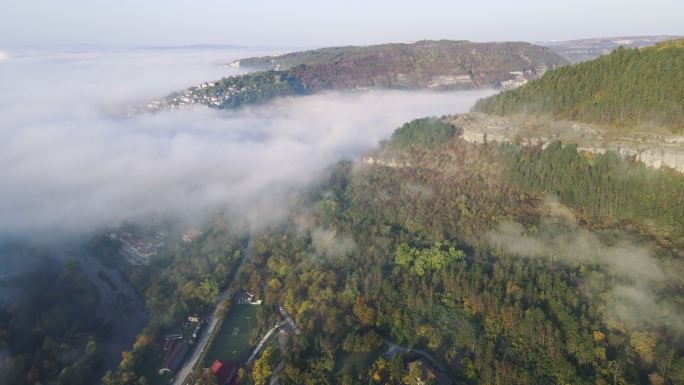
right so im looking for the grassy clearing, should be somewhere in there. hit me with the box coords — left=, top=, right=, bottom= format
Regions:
left=204, top=305, right=258, bottom=365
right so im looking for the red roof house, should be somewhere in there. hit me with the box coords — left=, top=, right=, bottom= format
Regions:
left=210, top=360, right=238, bottom=385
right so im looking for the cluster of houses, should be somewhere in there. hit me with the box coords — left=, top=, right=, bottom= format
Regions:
left=159, top=340, right=189, bottom=376
left=406, top=358, right=454, bottom=385
left=234, top=290, right=262, bottom=305
left=182, top=229, right=201, bottom=243
left=109, top=230, right=165, bottom=266
left=141, top=79, right=247, bottom=111
left=159, top=315, right=204, bottom=375
left=500, top=71, right=528, bottom=90
left=107, top=227, right=207, bottom=266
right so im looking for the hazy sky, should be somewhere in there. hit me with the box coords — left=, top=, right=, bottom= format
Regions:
left=2, top=0, right=682, bottom=47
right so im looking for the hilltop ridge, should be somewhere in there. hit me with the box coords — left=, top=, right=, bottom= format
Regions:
left=540, top=35, right=683, bottom=62
left=145, top=40, right=567, bottom=111
left=473, top=39, right=684, bottom=132
left=231, top=40, right=567, bottom=90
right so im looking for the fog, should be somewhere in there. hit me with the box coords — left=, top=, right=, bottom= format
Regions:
left=0, top=47, right=496, bottom=237
left=488, top=199, right=684, bottom=333
left=311, top=228, right=357, bottom=259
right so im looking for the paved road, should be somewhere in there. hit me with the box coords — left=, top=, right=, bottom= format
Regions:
left=248, top=305, right=299, bottom=365
left=171, top=288, right=232, bottom=385
left=269, top=361, right=285, bottom=385
left=267, top=307, right=297, bottom=385
left=171, top=245, right=250, bottom=385
left=246, top=321, right=285, bottom=364
left=383, top=339, right=445, bottom=371
left=278, top=307, right=300, bottom=335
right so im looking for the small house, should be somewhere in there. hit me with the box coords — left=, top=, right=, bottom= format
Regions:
left=210, top=360, right=238, bottom=385
left=406, top=359, right=453, bottom=385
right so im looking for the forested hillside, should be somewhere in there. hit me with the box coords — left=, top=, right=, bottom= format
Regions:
left=474, top=39, right=684, bottom=132
left=226, top=125, right=684, bottom=384
left=237, top=40, right=566, bottom=72
left=236, top=40, right=567, bottom=91
left=0, top=255, right=106, bottom=385
left=94, top=118, right=684, bottom=385
left=149, top=40, right=567, bottom=111
left=388, top=117, right=458, bottom=149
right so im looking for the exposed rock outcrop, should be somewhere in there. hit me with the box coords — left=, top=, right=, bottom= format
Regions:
left=450, top=113, right=684, bottom=173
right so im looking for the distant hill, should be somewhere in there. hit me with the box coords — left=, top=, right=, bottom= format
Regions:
left=231, top=40, right=568, bottom=90
left=541, top=35, right=682, bottom=63
left=473, top=39, right=684, bottom=132
left=143, top=44, right=246, bottom=50
left=145, top=40, right=568, bottom=111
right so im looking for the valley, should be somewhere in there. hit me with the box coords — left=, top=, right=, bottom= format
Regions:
left=2, top=20, right=684, bottom=385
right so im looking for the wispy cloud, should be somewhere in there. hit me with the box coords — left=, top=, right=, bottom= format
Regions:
left=0, top=48, right=495, bottom=236
left=488, top=199, right=683, bottom=333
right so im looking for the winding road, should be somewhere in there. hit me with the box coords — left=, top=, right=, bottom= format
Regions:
left=383, top=339, right=445, bottom=371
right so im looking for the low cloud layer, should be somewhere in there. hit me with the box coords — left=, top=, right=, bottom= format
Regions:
left=0, top=47, right=495, bottom=236
left=489, top=199, right=683, bottom=333
left=311, top=228, right=357, bottom=259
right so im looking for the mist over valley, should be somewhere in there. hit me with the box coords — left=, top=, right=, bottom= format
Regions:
left=1, top=3, right=683, bottom=384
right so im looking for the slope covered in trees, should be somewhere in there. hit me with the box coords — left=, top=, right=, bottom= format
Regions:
left=225, top=136, right=684, bottom=385
left=94, top=116, right=684, bottom=385
left=541, top=35, right=682, bottom=63
left=150, top=40, right=568, bottom=111
left=234, top=40, right=567, bottom=87
left=0, top=256, right=106, bottom=385
left=235, top=40, right=567, bottom=91
left=388, top=118, right=458, bottom=149
left=474, top=39, right=684, bottom=132
left=502, top=141, right=684, bottom=240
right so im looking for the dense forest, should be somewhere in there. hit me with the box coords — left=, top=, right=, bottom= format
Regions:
left=96, top=115, right=684, bottom=384
left=0, top=254, right=106, bottom=385
left=388, top=118, right=458, bottom=149
left=219, top=128, right=684, bottom=384
left=234, top=40, right=567, bottom=88
left=474, top=39, right=684, bottom=132
left=501, top=142, right=684, bottom=242
left=17, top=68, right=684, bottom=385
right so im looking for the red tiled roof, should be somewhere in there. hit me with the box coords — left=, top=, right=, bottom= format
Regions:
left=210, top=360, right=237, bottom=385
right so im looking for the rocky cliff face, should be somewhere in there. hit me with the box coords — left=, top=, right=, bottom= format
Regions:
left=450, top=113, right=684, bottom=173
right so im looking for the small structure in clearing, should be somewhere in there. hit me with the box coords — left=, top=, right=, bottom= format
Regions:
left=234, top=289, right=262, bottom=305
left=210, top=359, right=238, bottom=385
